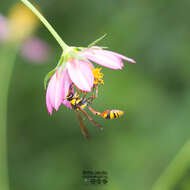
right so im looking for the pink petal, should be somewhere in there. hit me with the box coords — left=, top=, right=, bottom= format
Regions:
left=46, top=68, right=72, bottom=114
left=46, top=84, right=53, bottom=115
left=21, top=37, right=50, bottom=63
left=81, top=49, right=123, bottom=70
left=67, top=59, right=94, bottom=92
left=0, top=14, right=9, bottom=42
left=63, top=100, right=72, bottom=109
left=61, top=68, right=72, bottom=100
left=47, top=72, right=61, bottom=111
left=106, top=50, right=136, bottom=64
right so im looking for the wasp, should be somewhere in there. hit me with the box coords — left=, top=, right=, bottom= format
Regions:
left=66, top=85, right=124, bottom=139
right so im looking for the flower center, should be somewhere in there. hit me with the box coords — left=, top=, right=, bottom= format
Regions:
left=93, top=68, right=104, bottom=85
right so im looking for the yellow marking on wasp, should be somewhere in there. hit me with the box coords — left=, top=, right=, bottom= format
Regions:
left=118, top=111, right=124, bottom=117
left=110, top=112, right=114, bottom=119
left=76, top=99, right=81, bottom=104
left=70, top=99, right=76, bottom=105
left=102, top=112, right=107, bottom=118
left=80, top=104, right=86, bottom=109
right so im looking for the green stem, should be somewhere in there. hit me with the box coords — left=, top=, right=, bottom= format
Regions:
left=0, top=45, right=17, bottom=190
left=20, top=0, right=69, bottom=51
left=152, top=140, right=190, bottom=190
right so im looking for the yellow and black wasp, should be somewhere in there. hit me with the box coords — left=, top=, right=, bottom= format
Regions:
left=66, top=84, right=123, bottom=139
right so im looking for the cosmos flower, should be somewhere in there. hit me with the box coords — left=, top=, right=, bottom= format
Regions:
left=46, top=46, right=135, bottom=114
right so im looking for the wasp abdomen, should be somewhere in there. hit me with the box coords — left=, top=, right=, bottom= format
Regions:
left=101, top=110, right=124, bottom=119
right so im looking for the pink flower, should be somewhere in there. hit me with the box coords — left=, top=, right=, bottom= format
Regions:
left=46, top=46, right=136, bottom=114
left=20, top=37, right=50, bottom=63
left=81, top=46, right=136, bottom=70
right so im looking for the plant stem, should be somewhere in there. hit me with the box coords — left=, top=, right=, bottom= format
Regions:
left=152, top=140, right=190, bottom=190
left=20, top=0, right=69, bottom=51
left=0, top=45, right=17, bottom=190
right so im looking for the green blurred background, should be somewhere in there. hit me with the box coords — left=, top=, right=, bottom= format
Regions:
left=1, top=0, right=190, bottom=189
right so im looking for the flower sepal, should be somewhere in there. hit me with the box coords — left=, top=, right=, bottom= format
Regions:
left=88, top=33, right=107, bottom=48
left=44, top=68, right=56, bottom=89
left=44, top=53, right=66, bottom=90
left=69, top=49, right=88, bottom=61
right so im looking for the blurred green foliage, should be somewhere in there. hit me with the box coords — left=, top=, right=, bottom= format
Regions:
left=1, top=0, right=190, bottom=189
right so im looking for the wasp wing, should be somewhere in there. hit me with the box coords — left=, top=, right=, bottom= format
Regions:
left=78, top=107, right=103, bottom=130
left=75, top=110, right=90, bottom=139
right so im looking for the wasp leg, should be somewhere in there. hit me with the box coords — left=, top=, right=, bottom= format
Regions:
left=87, top=96, right=96, bottom=105
left=92, top=86, right=96, bottom=98
left=75, top=110, right=90, bottom=139
left=91, top=85, right=99, bottom=98
left=88, top=106, right=101, bottom=116
left=78, top=107, right=103, bottom=130
left=87, top=87, right=98, bottom=104
left=95, top=85, right=99, bottom=98
left=81, top=91, right=87, bottom=99
left=87, top=97, right=96, bottom=100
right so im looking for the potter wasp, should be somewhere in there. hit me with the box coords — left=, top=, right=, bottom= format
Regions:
left=66, top=84, right=123, bottom=139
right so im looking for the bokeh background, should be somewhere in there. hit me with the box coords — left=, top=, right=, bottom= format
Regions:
left=1, top=0, right=190, bottom=189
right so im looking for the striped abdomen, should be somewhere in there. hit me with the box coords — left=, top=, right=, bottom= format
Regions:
left=101, top=110, right=124, bottom=119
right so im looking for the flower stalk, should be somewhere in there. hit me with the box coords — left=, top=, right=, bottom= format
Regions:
left=0, top=45, right=18, bottom=190
left=152, top=140, right=190, bottom=190
left=20, top=0, right=69, bottom=51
